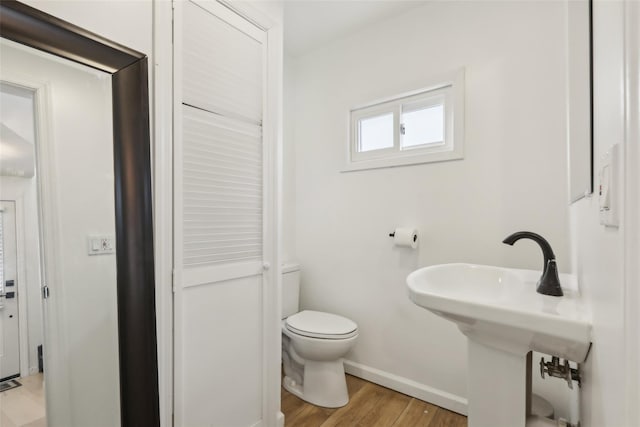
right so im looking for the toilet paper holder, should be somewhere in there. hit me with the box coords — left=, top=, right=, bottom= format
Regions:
left=389, top=232, right=417, bottom=242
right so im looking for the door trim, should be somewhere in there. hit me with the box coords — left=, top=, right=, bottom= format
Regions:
left=13, top=198, right=30, bottom=378
left=623, top=1, right=640, bottom=423
left=152, top=1, right=174, bottom=426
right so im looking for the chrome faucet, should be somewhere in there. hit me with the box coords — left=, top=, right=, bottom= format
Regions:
left=502, top=231, right=563, bottom=297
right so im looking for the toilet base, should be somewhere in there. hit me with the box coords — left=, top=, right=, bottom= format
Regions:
left=283, top=358, right=349, bottom=408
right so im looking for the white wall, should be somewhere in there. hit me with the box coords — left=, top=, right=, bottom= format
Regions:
left=288, top=0, right=572, bottom=414
left=283, top=56, right=296, bottom=260
left=23, top=0, right=152, bottom=56
left=570, top=1, right=638, bottom=426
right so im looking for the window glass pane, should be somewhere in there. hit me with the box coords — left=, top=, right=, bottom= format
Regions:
left=359, top=113, right=393, bottom=152
left=401, top=104, right=444, bottom=148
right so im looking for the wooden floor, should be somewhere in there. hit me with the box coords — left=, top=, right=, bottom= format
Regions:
left=282, top=374, right=467, bottom=427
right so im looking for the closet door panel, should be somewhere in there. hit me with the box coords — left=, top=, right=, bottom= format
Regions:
left=183, top=0, right=263, bottom=123
left=181, top=275, right=262, bottom=427
left=182, top=106, right=263, bottom=269
left=174, top=2, right=268, bottom=426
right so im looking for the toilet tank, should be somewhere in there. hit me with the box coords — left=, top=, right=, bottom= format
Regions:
left=282, top=262, right=300, bottom=319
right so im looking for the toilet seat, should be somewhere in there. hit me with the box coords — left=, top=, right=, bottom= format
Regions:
left=285, top=310, right=358, bottom=340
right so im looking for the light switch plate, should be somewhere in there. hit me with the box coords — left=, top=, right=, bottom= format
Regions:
left=87, top=235, right=115, bottom=255
left=599, top=144, right=620, bottom=227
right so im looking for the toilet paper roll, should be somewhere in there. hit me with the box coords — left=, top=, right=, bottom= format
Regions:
left=393, top=228, right=418, bottom=249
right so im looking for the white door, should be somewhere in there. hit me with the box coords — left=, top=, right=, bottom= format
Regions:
left=0, top=201, right=20, bottom=381
left=173, top=2, right=276, bottom=426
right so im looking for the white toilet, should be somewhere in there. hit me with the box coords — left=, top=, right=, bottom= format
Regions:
left=281, top=262, right=358, bottom=408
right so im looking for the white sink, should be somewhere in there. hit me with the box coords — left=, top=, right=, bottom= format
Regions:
left=407, top=263, right=591, bottom=363
left=407, top=263, right=592, bottom=427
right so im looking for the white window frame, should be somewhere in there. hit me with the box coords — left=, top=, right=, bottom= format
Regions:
left=352, top=105, right=397, bottom=159
left=344, top=68, right=465, bottom=172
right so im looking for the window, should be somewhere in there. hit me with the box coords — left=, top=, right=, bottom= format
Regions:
left=346, top=69, right=464, bottom=171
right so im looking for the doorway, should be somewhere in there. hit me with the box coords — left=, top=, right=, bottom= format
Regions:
left=0, top=81, right=47, bottom=425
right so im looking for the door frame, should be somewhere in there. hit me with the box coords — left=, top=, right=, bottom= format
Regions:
left=11, top=198, right=29, bottom=378
left=623, top=0, right=640, bottom=423
left=152, top=2, right=175, bottom=426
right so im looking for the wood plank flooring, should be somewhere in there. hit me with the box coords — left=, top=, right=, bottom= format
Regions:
left=282, top=374, right=467, bottom=427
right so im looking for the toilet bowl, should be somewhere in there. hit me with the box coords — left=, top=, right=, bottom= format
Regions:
left=282, top=310, right=358, bottom=408
left=281, top=264, right=358, bottom=408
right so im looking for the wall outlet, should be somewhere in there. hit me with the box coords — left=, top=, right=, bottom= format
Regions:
left=87, top=235, right=115, bottom=255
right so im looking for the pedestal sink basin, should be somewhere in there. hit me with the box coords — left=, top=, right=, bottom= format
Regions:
left=407, top=263, right=591, bottom=361
left=407, top=263, right=592, bottom=427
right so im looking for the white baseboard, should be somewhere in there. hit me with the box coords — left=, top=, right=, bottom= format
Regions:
left=249, top=413, right=283, bottom=427
left=343, top=359, right=468, bottom=416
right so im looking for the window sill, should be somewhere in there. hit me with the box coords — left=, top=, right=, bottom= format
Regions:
left=341, top=148, right=463, bottom=173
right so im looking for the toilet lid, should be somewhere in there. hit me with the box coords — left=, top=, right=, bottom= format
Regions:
left=285, top=310, right=358, bottom=339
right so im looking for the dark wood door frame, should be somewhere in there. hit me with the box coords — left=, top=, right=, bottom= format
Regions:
left=0, top=2, right=160, bottom=426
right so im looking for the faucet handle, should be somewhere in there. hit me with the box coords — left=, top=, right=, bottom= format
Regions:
left=540, top=356, right=580, bottom=389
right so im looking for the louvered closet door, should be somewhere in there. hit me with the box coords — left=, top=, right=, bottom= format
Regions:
left=175, top=2, right=268, bottom=426
left=182, top=107, right=263, bottom=269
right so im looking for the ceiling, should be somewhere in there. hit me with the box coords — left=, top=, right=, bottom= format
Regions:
left=283, top=1, right=427, bottom=57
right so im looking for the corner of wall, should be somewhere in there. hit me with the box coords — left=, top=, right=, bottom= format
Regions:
left=283, top=55, right=297, bottom=261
